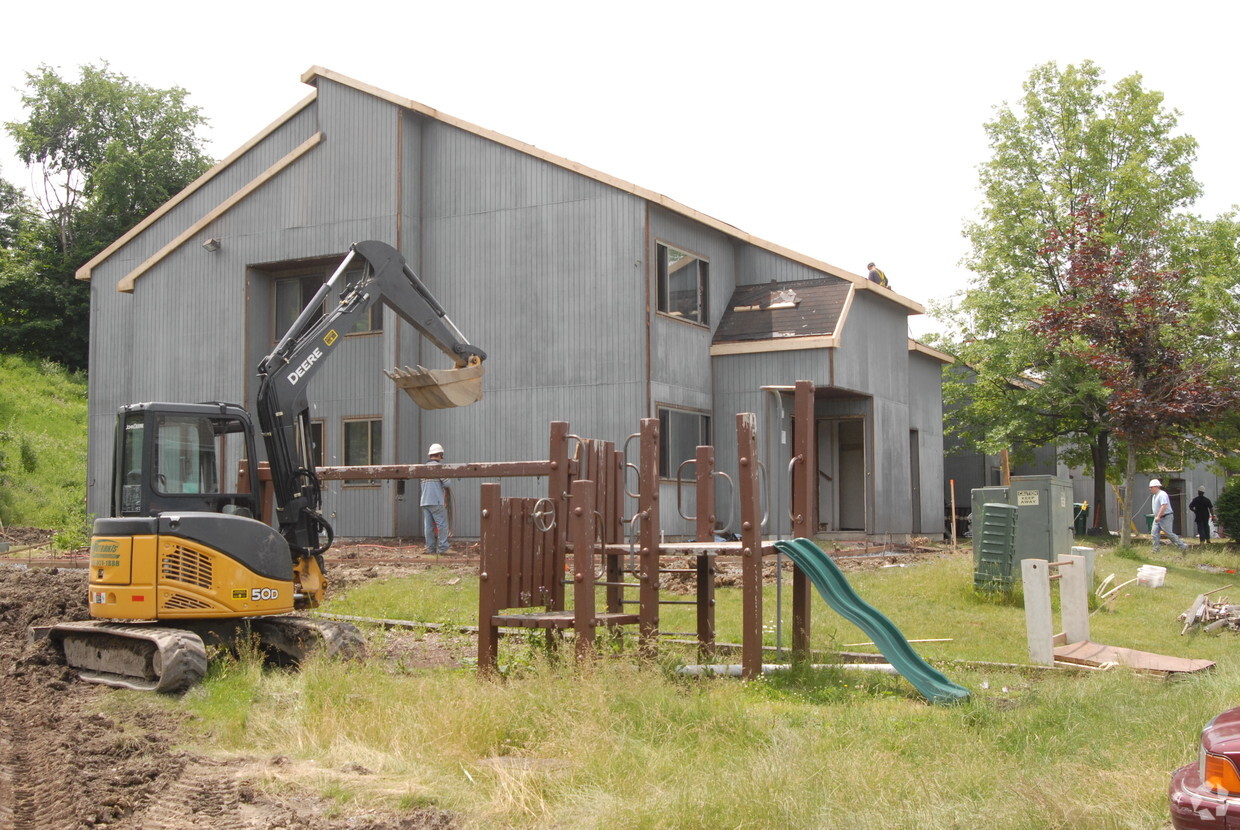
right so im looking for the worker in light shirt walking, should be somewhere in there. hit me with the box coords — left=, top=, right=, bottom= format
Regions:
left=1149, top=478, right=1188, bottom=554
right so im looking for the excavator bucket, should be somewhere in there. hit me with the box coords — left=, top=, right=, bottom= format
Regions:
left=386, top=363, right=485, bottom=410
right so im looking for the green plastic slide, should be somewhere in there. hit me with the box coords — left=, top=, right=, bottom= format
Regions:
left=774, top=538, right=970, bottom=705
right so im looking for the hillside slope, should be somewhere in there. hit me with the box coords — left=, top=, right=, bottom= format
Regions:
left=0, top=355, right=88, bottom=543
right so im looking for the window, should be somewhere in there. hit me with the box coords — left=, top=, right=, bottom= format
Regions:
left=343, top=418, right=382, bottom=486
left=656, top=243, right=709, bottom=324
left=270, top=258, right=382, bottom=342
left=274, top=273, right=325, bottom=338
left=119, top=414, right=145, bottom=515
left=658, top=407, right=712, bottom=478
left=154, top=414, right=220, bottom=495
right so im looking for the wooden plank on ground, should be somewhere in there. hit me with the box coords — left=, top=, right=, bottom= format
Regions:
left=1053, top=640, right=1215, bottom=674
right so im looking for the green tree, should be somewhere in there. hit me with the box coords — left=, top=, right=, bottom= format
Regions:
left=0, top=63, right=212, bottom=371
left=1215, top=479, right=1240, bottom=540
left=1032, top=204, right=1237, bottom=545
left=0, top=174, right=35, bottom=250
left=932, top=60, right=1240, bottom=531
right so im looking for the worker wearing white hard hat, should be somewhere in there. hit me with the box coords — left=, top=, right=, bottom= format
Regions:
left=1149, top=478, right=1188, bottom=554
left=421, top=443, right=451, bottom=554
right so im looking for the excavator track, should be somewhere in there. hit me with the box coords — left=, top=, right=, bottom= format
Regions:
left=37, top=621, right=209, bottom=693
left=246, top=615, right=366, bottom=665
left=33, top=616, right=364, bottom=694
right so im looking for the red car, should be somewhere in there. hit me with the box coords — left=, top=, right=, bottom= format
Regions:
left=1171, top=708, right=1240, bottom=827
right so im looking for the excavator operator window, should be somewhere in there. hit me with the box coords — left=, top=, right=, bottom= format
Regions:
left=154, top=415, right=217, bottom=495
left=119, top=414, right=145, bottom=515
left=152, top=414, right=250, bottom=499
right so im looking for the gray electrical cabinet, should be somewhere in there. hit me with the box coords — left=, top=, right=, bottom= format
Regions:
left=971, top=476, right=1074, bottom=581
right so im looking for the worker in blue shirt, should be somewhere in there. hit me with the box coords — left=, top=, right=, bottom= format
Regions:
left=421, top=443, right=451, bottom=554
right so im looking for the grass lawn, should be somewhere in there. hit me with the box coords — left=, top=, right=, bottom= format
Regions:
left=177, top=539, right=1240, bottom=829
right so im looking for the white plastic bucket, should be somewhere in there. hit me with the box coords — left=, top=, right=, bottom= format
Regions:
left=1137, top=564, right=1167, bottom=588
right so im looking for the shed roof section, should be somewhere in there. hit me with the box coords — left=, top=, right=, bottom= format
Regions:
left=713, top=278, right=851, bottom=344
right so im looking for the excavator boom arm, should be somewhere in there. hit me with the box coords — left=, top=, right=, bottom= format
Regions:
left=255, top=240, right=485, bottom=558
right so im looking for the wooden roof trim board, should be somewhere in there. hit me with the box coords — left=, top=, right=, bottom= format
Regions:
left=710, top=335, right=839, bottom=356
left=908, top=339, right=955, bottom=364
left=115, top=132, right=324, bottom=293
left=76, top=91, right=319, bottom=284
left=299, top=66, right=925, bottom=316
left=834, top=284, right=857, bottom=342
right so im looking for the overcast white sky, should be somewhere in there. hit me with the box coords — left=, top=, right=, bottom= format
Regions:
left=3, top=1, right=1237, bottom=337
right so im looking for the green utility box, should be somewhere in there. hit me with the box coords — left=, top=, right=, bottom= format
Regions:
left=974, top=502, right=1018, bottom=589
left=1073, top=503, right=1087, bottom=536
left=971, top=476, right=1074, bottom=583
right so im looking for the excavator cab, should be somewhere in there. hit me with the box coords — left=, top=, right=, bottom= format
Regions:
left=113, top=401, right=260, bottom=519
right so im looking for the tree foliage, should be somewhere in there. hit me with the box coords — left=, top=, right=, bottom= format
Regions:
left=932, top=61, right=1240, bottom=530
left=1215, top=479, right=1240, bottom=540
left=1031, top=204, right=1238, bottom=542
left=0, top=63, right=212, bottom=371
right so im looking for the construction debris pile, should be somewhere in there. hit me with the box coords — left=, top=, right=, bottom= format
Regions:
left=1179, top=585, right=1240, bottom=634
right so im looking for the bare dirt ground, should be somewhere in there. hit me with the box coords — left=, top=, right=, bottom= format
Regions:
left=0, top=541, right=462, bottom=830
left=0, top=534, right=956, bottom=829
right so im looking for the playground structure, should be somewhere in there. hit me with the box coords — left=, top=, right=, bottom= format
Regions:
left=252, top=379, right=968, bottom=700
left=475, top=384, right=815, bottom=680
left=469, top=381, right=969, bottom=702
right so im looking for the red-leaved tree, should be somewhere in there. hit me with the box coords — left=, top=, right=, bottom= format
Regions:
left=1032, top=204, right=1237, bottom=544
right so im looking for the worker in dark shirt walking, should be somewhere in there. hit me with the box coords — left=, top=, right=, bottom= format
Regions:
left=1189, top=486, right=1215, bottom=545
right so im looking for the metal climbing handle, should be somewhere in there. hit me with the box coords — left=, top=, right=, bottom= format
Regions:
left=625, top=509, right=644, bottom=557
left=566, top=433, right=584, bottom=460
left=675, top=458, right=697, bottom=521
left=714, top=471, right=735, bottom=535
left=621, top=431, right=641, bottom=499
left=787, top=455, right=802, bottom=524
left=757, top=459, right=769, bottom=530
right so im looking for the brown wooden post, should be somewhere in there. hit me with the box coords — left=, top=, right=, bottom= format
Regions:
left=694, top=444, right=717, bottom=659
left=255, top=462, right=276, bottom=526
left=548, top=422, right=570, bottom=611
left=638, top=417, right=661, bottom=658
left=569, top=478, right=597, bottom=660
left=791, top=380, right=816, bottom=664
left=477, top=482, right=502, bottom=675
left=236, top=458, right=251, bottom=494
left=736, top=413, right=763, bottom=679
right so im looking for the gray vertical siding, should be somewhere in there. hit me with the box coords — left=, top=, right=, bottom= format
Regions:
left=85, top=74, right=944, bottom=546
left=832, top=297, right=914, bottom=534
left=414, top=119, right=647, bottom=535
left=908, top=351, right=947, bottom=537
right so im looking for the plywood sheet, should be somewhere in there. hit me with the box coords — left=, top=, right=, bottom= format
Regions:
left=1054, top=640, right=1215, bottom=674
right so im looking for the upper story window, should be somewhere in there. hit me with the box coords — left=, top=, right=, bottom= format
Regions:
left=271, top=262, right=383, bottom=343
left=657, top=406, right=712, bottom=479
left=657, top=243, right=709, bottom=325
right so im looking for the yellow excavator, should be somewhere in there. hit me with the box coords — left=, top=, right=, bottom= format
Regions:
left=36, top=241, right=485, bottom=691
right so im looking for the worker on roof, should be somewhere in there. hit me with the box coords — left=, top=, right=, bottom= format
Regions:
left=866, top=262, right=889, bottom=288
